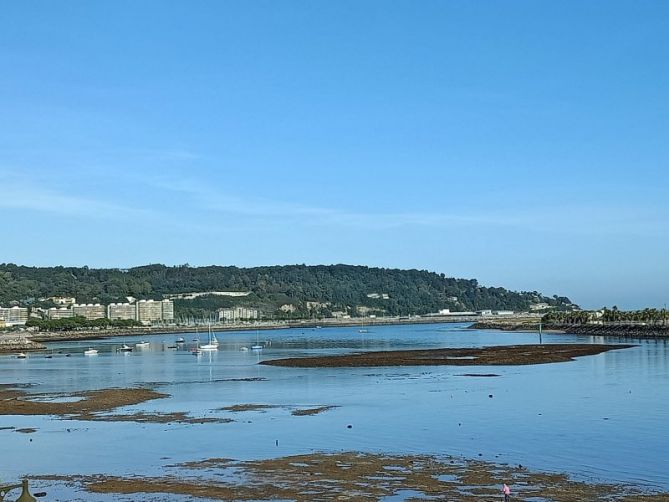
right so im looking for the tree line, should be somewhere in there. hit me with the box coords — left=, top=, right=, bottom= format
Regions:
left=0, top=263, right=575, bottom=318
left=543, top=307, right=668, bottom=326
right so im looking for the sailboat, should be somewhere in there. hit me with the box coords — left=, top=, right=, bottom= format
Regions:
left=117, top=343, right=133, bottom=352
left=358, top=319, right=369, bottom=334
left=251, top=330, right=263, bottom=350
left=200, top=325, right=218, bottom=351
left=84, top=348, right=98, bottom=356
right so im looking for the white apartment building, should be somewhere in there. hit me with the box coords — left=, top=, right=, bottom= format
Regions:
left=135, top=299, right=174, bottom=324
left=107, top=303, right=137, bottom=321
left=0, top=306, right=29, bottom=326
left=161, top=299, right=174, bottom=322
left=47, top=307, right=75, bottom=320
left=136, top=300, right=163, bottom=323
left=72, top=303, right=106, bottom=320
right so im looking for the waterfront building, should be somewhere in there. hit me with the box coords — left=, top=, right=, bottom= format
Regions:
left=72, top=303, right=106, bottom=320
left=161, top=299, right=174, bottom=322
left=0, top=306, right=29, bottom=326
left=137, top=300, right=163, bottom=323
left=107, top=303, right=137, bottom=321
left=47, top=307, right=74, bottom=319
left=136, top=299, right=173, bottom=324
left=218, top=306, right=259, bottom=322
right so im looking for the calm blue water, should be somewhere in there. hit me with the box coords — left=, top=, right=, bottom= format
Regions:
left=1, top=323, right=668, bottom=498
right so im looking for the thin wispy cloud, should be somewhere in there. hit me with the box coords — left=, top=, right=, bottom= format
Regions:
left=0, top=173, right=153, bottom=220
left=143, top=174, right=520, bottom=229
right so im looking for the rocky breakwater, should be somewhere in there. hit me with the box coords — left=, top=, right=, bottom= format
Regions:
left=0, top=334, right=46, bottom=353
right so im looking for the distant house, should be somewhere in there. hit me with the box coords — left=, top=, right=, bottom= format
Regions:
left=493, top=310, right=514, bottom=316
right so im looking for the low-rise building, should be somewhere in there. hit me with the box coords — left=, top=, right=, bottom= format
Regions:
left=72, top=303, right=106, bottom=320
left=493, top=310, right=515, bottom=316
left=49, top=296, right=76, bottom=306
left=0, top=306, right=29, bottom=326
left=530, top=303, right=551, bottom=311
left=218, top=306, right=259, bottom=322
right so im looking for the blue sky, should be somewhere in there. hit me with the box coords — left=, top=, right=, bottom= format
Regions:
left=1, top=1, right=667, bottom=309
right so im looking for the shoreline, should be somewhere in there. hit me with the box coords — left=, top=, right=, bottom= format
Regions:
left=4, top=314, right=668, bottom=353
left=3, top=315, right=485, bottom=350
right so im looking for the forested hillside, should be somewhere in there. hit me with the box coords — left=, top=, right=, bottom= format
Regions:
left=0, top=263, right=574, bottom=318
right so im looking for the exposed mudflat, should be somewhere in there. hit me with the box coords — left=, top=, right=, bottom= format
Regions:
left=0, top=387, right=228, bottom=424
left=0, top=387, right=167, bottom=420
left=36, top=451, right=668, bottom=501
left=261, top=344, right=633, bottom=368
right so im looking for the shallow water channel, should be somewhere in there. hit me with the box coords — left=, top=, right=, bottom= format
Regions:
left=1, top=323, right=668, bottom=499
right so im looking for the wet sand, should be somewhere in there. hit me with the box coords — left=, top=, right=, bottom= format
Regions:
left=261, top=343, right=633, bottom=368
left=36, top=451, right=669, bottom=501
left=219, top=403, right=337, bottom=416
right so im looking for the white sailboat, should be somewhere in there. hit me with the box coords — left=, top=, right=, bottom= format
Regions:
left=251, top=330, right=263, bottom=350
left=200, top=325, right=218, bottom=351
left=84, top=348, right=98, bottom=356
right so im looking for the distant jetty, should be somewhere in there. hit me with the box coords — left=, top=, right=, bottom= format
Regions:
left=0, top=334, right=45, bottom=353
left=471, top=319, right=669, bottom=338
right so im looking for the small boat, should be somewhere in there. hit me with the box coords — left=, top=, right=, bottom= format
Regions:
left=16, top=352, right=27, bottom=359
left=176, top=337, right=185, bottom=344
left=167, top=345, right=177, bottom=349
left=117, top=344, right=133, bottom=352
left=135, top=341, right=150, bottom=348
left=240, top=346, right=249, bottom=352
left=84, top=348, right=98, bottom=356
